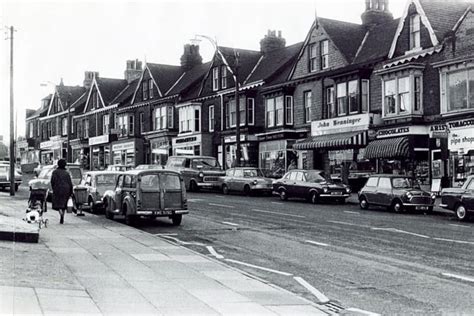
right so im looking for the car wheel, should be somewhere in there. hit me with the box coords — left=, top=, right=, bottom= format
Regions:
left=243, top=185, right=251, bottom=196
left=455, top=204, right=468, bottom=221
left=391, top=199, right=404, bottom=213
left=88, top=197, right=95, bottom=213
left=310, top=191, right=319, bottom=204
left=222, top=184, right=229, bottom=195
left=279, top=189, right=288, bottom=201
left=189, top=180, right=199, bottom=192
left=171, top=214, right=182, bottom=226
left=359, top=196, right=369, bottom=210
left=105, top=199, right=114, bottom=220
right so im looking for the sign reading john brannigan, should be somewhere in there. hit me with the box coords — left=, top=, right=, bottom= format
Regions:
left=311, top=113, right=373, bottom=136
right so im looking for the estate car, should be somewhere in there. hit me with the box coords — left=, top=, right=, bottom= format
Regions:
left=358, top=174, right=436, bottom=212
left=272, top=169, right=351, bottom=204
left=219, top=167, right=273, bottom=195
left=81, top=171, right=121, bottom=212
left=103, top=169, right=188, bottom=226
left=440, top=175, right=474, bottom=221
left=165, top=156, right=225, bottom=191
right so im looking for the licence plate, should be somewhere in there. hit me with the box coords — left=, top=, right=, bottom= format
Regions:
left=156, top=210, right=173, bottom=215
left=331, top=192, right=342, bottom=195
left=416, top=206, right=428, bottom=210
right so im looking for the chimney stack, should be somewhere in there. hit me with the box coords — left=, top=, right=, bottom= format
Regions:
left=83, top=71, right=99, bottom=89
left=260, top=29, right=286, bottom=54
left=124, top=59, right=143, bottom=83
left=361, top=0, right=393, bottom=27
left=181, top=44, right=203, bottom=71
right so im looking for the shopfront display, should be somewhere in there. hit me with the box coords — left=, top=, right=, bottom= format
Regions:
left=111, top=138, right=144, bottom=167
left=172, top=134, right=213, bottom=157
left=89, top=135, right=114, bottom=170
left=446, top=118, right=474, bottom=186
left=150, top=139, right=171, bottom=166
left=40, top=136, right=66, bottom=165
left=259, top=139, right=298, bottom=178
left=221, top=135, right=258, bottom=168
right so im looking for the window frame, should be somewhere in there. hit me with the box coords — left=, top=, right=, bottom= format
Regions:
left=212, top=67, right=219, bottom=91
left=247, top=98, right=255, bottom=126
left=209, top=105, right=215, bottom=132
left=441, top=67, right=474, bottom=114
left=326, top=86, right=336, bottom=118
left=409, top=14, right=421, bottom=50
left=303, top=90, right=312, bottom=123
left=309, top=43, right=317, bottom=72
left=336, top=82, right=348, bottom=116
left=285, top=96, right=293, bottom=125
left=382, top=74, right=423, bottom=117
left=275, top=96, right=284, bottom=126
left=140, top=112, right=145, bottom=133
left=266, top=98, right=275, bottom=127
left=103, top=114, right=110, bottom=135
left=320, top=40, right=329, bottom=70
left=129, top=114, right=134, bottom=135
left=221, top=65, right=227, bottom=89
left=142, top=81, right=149, bottom=101
left=148, top=79, right=154, bottom=99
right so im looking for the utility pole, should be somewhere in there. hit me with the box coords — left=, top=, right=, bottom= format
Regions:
left=234, top=52, right=241, bottom=167
left=7, top=26, right=16, bottom=196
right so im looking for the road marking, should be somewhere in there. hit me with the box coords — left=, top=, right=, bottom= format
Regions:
left=328, top=220, right=369, bottom=228
left=449, top=224, right=470, bottom=228
left=225, top=259, right=293, bottom=276
left=271, top=202, right=284, bottom=205
left=206, top=246, right=224, bottom=259
left=344, top=308, right=380, bottom=316
left=305, top=240, right=329, bottom=247
left=252, top=209, right=306, bottom=218
left=159, top=235, right=206, bottom=246
left=222, top=221, right=239, bottom=226
left=344, top=211, right=360, bottom=215
left=154, top=233, right=178, bottom=236
left=371, top=227, right=430, bottom=239
left=442, top=273, right=474, bottom=283
left=187, top=198, right=203, bottom=202
left=434, top=237, right=474, bottom=245
left=293, top=276, right=329, bottom=303
left=209, top=203, right=235, bottom=209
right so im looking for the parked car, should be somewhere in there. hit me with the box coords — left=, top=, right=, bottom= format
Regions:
left=272, top=169, right=351, bottom=204
left=106, top=164, right=134, bottom=172
left=103, top=169, right=188, bottom=226
left=358, top=174, right=436, bottom=212
left=80, top=171, right=121, bottom=212
left=440, top=175, right=474, bottom=221
left=28, top=164, right=82, bottom=199
left=219, top=167, right=273, bottom=195
left=135, top=164, right=162, bottom=170
left=0, top=164, right=22, bottom=191
left=165, top=156, right=225, bottom=191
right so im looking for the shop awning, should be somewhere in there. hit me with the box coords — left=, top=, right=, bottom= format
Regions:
left=293, top=131, right=368, bottom=150
left=364, top=136, right=410, bottom=159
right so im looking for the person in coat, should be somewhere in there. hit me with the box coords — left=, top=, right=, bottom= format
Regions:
left=50, top=159, right=73, bottom=224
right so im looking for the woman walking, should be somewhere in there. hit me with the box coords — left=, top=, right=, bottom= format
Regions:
left=51, top=159, right=73, bottom=224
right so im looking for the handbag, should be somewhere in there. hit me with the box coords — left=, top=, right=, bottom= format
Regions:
left=67, top=197, right=74, bottom=213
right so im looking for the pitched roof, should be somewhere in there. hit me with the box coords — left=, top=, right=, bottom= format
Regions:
left=217, top=46, right=262, bottom=84
left=112, top=78, right=140, bottom=107
left=147, top=63, right=184, bottom=96
left=318, top=17, right=367, bottom=63
left=245, top=42, right=303, bottom=84
left=56, top=85, right=85, bottom=109
left=95, top=77, right=128, bottom=105
left=166, top=61, right=211, bottom=96
left=70, top=92, right=88, bottom=114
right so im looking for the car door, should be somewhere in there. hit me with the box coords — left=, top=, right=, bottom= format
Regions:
left=286, top=171, right=300, bottom=196
left=363, top=177, right=379, bottom=204
left=294, top=171, right=308, bottom=198
left=161, top=172, right=183, bottom=210
left=223, top=169, right=234, bottom=190
left=139, top=173, right=161, bottom=211
left=113, top=175, right=125, bottom=211
left=375, top=177, right=392, bottom=206
left=232, top=169, right=244, bottom=191
left=463, top=178, right=474, bottom=210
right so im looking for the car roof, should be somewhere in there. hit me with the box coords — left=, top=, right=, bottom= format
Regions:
left=288, top=169, right=324, bottom=173
left=369, top=174, right=414, bottom=178
left=85, top=171, right=121, bottom=175
left=122, top=169, right=181, bottom=176
left=169, top=155, right=215, bottom=159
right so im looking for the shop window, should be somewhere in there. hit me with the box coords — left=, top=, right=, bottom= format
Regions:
left=103, top=114, right=110, bottom=135
left=266, top=98, right=275, bottom=127
left=248, top=98, right=255, bottom=125
left=320, top=40, right=329, bottom=70
left=148, top=79, right=154, bottom=99
left=212, top=67, right=219, bottom=91
left=383, top=74, right=422, bottom=117
left=221, top=65, right=227, bottom=89
left=409, top=14, right=421, bottom=50
left=348, top=80, right=359, bottom=114
left=285, top=96, right=293, bottom=125
left=209, top=105, right=214, bottom=132
left=304, top=91, right=312, bottom=123
left=276, top=96, right=284, bottom=126
left=337, top=83, right=347, bottom=116
left=441, top=68, right=474, bottom=113
left=309, top=43, right=317, bottom=72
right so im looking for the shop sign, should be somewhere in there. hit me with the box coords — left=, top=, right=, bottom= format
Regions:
left=173, top=134, right=201, bottom=145
left=40, top=140, right=61, bottom=150
left=429, top=124, right=449, bottom=138
left=376, top=126, right=428, bottom=139
left=112, top=141, right=135, bottom=151
left=89, top=134, right=109, bottom=146
left=448, top=127, right=474, bottom=151
left=175, top=148, right=194, bottom=155
left=311, top=113, right=378, bottom=136
left=17, top=140, right=29, bottom=149
left=447, top=118, right=474, bottom=130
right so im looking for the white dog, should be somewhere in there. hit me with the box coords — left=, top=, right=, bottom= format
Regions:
left=24, top=209, right=40, bottom=223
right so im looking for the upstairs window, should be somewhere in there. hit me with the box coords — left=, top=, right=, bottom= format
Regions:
left=329, top=80, right=369, bottom=118
left=129, top=115, right=134, bottom=135
left=29, top=122, right=34, bottom=138
left=348, top=80, right=359, bottom=114
left=209, top=105, right=215, bottom=132
left=179, top=105, right=200, bottom=133
left=103, top=114, right=110, bottom=135
left=91, top=91, right=98, bottom=109
left=247, top=98, right=255, bottom=126
left=326, top=87, right=336, bottom=118
left=148, top=79, right=154, bottom=99
left=84, top=119, right=89, bottom=138
left=239, top=97, right=246, bottom=126
left=142, top=81, right=149, bottom=100
left=266, top=98, right=275, bottom=127
left=62, top=117, right=67, bottom=136
left=410, top=14, right=421, bottom=50
left=285, top=96, right=293, bottom=125
left=212, top=67, right=219, bottom=91
left=276, top=96, right=284, bottom=126
left=194, top=109, right=200, bottom=132
left=221, top=66, right=227, bottom=89
left=304, top=91, right=312, bottom=123
left=309, top=43, right=317, bottom=72
left=140, top=112, right=144, bottom=133
left=441, top=67, right=474, bottom=113
left=383, top=74, right=423, bottom=117
left=337, top=83, right=348, bottom=116
left=320, top=40, right=329, bottom=70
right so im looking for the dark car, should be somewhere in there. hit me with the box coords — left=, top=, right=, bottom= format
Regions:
left=165, top=156, right=225, bottom=192
left=272, top=169, right=351, bottom=204
left=440, top=175, right=474, bottom=221
left=28, top=164, right=83, bottom=199
left=103, top=169, right=188, bottom=226
left=358, top=174, right=436, bottom=212
left=81, top=171, right=121, bottom=212
left=218, top=167, right=273, bottom=196
left=0, top=164, right=22, bottom=191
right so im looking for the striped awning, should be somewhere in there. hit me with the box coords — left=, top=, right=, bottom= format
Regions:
left=364, top=136, right=410, bottom=159
left=293, top=131, right=368, bottom=150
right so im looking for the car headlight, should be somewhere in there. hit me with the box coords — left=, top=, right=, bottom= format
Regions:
left=252, top=180, right=258, bottom=185
left=346, top=187, right=351, bottom=194
left=323, top=187, right=328, bottom=193
left=198, top=172, right=204, bottom=178
left=431, top=193, right=436, bottom=200
left=406, top=192, right=413, bottom=200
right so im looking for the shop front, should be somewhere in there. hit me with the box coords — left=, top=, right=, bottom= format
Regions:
left=219, top=135, right=258, bottom=169
left=89, top=134, right=116, bottom=170
left=446, top=118, right=474, bottom=187
left=40, top=136, right=66, bottom=165
left=149, top=137, right=172, bottom=166
left=111, top=138, right=144, bottom=166
left=172, top=134, right=212, bottom=157
left=70, top=139, right=90, bottom=170
left=365, top=125, right=430, bottom=185
left=18, top=139, right=40, bottom=173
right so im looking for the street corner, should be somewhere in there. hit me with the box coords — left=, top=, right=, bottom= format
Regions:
left=0, top=215, right=39, bottom=243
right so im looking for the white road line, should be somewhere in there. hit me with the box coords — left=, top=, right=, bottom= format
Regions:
left=305, top=240, right=329, bottom=247
left=344, top=308, right=380, bottom=316
left=442, top=273, right=474, bottom=283
left=371, top=227, right=430, bottom=239
left=449, top=223, right=470, bottom=228
left=434, top=237, right=474, bottom=245
left=271, top=202, right=284, bottom=205
left=225, top=259, right=293, bottom=276
left=344, top=211, right=360, bottom=215
left=252, top=209, right=306, bottom=218
left=159, top=235, right=206, bottom=246
left=293, top=276, right=329, bottom=303
left=209, top=203, right=235, bottom=208
left=187, top=198, right=203, bottom=202
left=222, top=221, right=239, bottom=226
left=206, top=246, right=224, bottom=259
left=328, top=220, right=369, bottom=228
left=154, top=233, right=178, bottom=236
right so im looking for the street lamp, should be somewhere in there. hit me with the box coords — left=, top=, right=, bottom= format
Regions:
left=194, top=35, right=241, bottom=167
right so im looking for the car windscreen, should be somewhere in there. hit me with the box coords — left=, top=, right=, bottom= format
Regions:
left=140, top=174, right=160, bottom=190
left=392, top=177, right=419, bottom=189
left=68, top=168, right=82, bottom=179
left=243, top=169, right=263, bottom=177
left=96, top=174, right=116, bottom=185
left=306, top=171, right=330, bottom=183
left=191, top=158, right=220, bottom=170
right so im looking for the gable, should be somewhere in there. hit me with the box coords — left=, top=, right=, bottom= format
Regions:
left=46, top=92, right=64, bottom=116
left=83, top=81, right=105, bottom=114
left=450, top=9, right=474, bottom=58
left=131, top=66, right=160, bottom=105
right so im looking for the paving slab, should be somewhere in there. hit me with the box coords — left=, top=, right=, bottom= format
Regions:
left=0, top=215, right=39, bottom=243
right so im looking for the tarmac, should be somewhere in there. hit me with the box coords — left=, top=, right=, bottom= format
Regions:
left=0, top=193, right=333, bottom=316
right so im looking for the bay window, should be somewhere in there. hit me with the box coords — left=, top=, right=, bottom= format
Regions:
left=382, top=73, right=423, bottom=117
left=361, top=80, right=369, bottom=113
left=328, top=79, right=369, bottom=118
left=128, top=115, right=134, bottom=135
left=178, top=105, right=200, bottom=133
left=276, top=96, right=284, bottom=126
left=327, top=87, right=335, bottom=118
left=118, top=115, right=128, bottom=136
left=441, top=66, right=474, bottom=113
left=348, top=80, right=358, bottom=113
left=398, top=77, right=410, bottom=113
left=337, top=83, right=347, bottom=116
left=265, top=95, right=293, bottom=127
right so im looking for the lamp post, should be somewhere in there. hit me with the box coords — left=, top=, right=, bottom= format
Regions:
left=194, top=35, right=241, bottom=167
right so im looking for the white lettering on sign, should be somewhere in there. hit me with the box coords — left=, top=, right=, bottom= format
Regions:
left=89, top=134, right=109, bottom=146
left=112, top=142, right=135, bottom=151
left=376, top=126, right=428, bottom=139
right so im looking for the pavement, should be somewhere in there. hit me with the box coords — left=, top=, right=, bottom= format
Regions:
left=0, top=193, right=331, bottom=316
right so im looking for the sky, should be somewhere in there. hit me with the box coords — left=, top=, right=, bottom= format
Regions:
left=0, top=0, right=407, bottom=141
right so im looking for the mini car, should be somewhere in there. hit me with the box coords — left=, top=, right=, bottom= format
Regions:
left=103, top=169, right=188, bottom=226
left=272, top=169, right=351, bottom=204
left=358, top=174, right=436, bottom=212
left=440, top=175, right=474, bottom=221
left=28, top=163, right=83, bottom=199
left=219, top=167, right=273, bottom=196
left=80, top=171, right=121, bottom=212
left=165, top=156, right=225, bottom=192
left=0, top=164, right=22, bottom=191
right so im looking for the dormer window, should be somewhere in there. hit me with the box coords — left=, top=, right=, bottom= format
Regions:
left=148, top=79, right=154, bottom=99
left=212, top=67, right=219, bottom=91
left=320, top=40, right=329, bottom=70
left=309, top=43, right=317, bottom=72
left=142, top=81, right=149, bottom=100
left=410, top=14, right=421, bottom=50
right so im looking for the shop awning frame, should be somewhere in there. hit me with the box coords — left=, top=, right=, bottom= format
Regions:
left=293, top=131, right=368, bottom=150
left=364, top=136, right=410, bottom=159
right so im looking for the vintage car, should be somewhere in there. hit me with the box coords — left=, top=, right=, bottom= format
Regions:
left=165, top=156, right=225, bottom=191
left=358, top=174, right=436, bottom=212
left=0, top=164, right=22, bottom=191
left=28, top=164, right=82, bottom=199
left=440, top=175, right=474, bottom=221
left=219, top=167, right=273, bottom=195
left=272, top=169, right=351, bottom=204
left=103, top=169, right=188, bottom=226
left=80, top=171, right=121, bottom=212
left=106, top=164, right=134, bottom=172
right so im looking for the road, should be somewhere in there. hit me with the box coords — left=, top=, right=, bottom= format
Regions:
left=135, top=192, right=474, bottom=315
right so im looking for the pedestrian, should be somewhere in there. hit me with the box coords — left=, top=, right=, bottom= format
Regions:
left=50, top=159, right=73, bottom=224
left=288, top=160, right=297, bottom=170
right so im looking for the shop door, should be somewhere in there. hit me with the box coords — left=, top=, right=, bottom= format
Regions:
left=161, top=173, right=183, bottom=210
